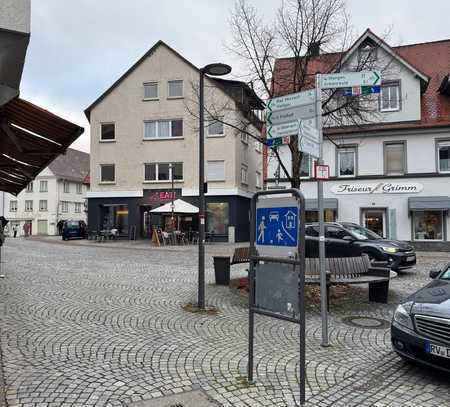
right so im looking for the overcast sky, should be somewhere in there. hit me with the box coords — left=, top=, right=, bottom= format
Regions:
left=20, top=0, right=449, bottom=153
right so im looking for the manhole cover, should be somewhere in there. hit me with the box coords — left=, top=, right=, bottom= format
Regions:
left=342, top=316, right=390, bottom=330
left=128, top=390, right=222, bottom=407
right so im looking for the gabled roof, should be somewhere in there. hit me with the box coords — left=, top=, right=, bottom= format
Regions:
left=47, top=148, right=89, bottom=183
left=84, top=40, right=264, bottom=121
left=273, top=31, right=450, bottom=132
left=339, top=29, right=430, bottom=85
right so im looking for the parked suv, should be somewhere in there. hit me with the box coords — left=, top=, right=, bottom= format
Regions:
left=305, top=222, right=416, bottom=270
left=62, top=220, right=87, bottom=241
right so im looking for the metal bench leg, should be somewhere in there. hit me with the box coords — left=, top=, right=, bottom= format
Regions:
left=369, top=281, right=389, bottom=303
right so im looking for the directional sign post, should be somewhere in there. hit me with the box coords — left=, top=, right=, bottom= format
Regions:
left=320, top=71, right=381, bottom=89
left=266, top=90, right=316, bottom=136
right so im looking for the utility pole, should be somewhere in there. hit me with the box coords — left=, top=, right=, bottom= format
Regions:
left=316, top=74, right=329, bottom=347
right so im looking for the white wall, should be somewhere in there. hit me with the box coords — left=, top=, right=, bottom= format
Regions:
left=89, top=43, right=262, bottom=197
left=0, top=0, right=30, bottom=33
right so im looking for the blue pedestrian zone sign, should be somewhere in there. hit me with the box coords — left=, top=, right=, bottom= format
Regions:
left=256, top=206, right=299, bottom=247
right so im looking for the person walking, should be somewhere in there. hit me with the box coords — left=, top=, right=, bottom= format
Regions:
left=13, top=225, right=17, bottom=238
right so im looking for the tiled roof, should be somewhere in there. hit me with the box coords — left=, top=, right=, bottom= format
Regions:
left=48, top=148, right=90, bottom=183
left=272, top=35, right=450, bottom=133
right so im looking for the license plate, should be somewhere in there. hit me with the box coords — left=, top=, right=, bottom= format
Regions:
left=426, top=342, right=450, bottom=359
left=406, top=256, right=415, bottom=262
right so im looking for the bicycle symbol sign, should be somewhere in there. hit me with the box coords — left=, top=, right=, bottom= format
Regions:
left=256, top=206, right=298, bottom=247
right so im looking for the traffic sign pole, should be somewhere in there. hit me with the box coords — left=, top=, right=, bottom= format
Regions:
left=315, top=74, right=329, bottom=348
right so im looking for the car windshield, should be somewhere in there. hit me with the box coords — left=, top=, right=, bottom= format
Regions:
left=343, top=224, right=382, bottom=240
left=66, top=222, right=79, bottom=228
left=441, top=267, right=450, bottom=280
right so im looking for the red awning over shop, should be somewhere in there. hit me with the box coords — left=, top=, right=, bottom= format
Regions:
left=0, top=97, right=84, bottom=195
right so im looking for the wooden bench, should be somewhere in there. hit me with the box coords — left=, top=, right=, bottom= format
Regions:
left=231, top=247, right=252, bottom=265
left=304, top=255, right=394, bottom=303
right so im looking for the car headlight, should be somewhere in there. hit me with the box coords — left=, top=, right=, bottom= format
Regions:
left=393, top=304, right=413, bottom=330
left=382, top=246, right=398, bottom=253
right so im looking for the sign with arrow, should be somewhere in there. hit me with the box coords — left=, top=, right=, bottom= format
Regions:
left=267, top=121, right=299, bottom=139
left=267, top=104, right=316, bottom=126
left=320, top=71, right=381, bottom=89
left=266, top=89, right=317, bottom=130
left=266, top=90, right=315, bottom=112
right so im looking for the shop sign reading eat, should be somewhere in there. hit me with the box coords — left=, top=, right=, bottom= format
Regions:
left=331, top=182, right=423, bottom=195
left=148, top=191, right=177, bottom=202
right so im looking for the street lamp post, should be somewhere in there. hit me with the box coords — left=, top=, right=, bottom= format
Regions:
left=198, top=63, right=232, bottom=309
left=169, top=163, right=175, bottom=230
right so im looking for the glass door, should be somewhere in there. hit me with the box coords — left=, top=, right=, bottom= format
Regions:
left=362, top=209, right=386, bottom=238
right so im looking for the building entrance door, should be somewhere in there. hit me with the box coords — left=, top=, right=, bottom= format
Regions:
left=37, top=220, right=48, bottom=235
left=362, top=209, right=386, bottom=237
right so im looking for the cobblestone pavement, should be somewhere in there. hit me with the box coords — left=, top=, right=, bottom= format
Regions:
left=0, top=238, right=449, bottom=407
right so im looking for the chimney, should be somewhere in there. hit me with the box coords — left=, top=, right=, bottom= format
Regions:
left=308, top=42, right=321, bottom=57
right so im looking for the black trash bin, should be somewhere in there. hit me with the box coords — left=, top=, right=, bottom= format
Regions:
left=213, top=256, right=231, bottom=285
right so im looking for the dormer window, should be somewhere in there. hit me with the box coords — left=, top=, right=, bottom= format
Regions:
left=358, top=43, right=377, bottom=65
left=380, top=81, right=401, bottom=112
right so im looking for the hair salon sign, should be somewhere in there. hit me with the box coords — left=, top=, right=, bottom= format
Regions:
left=331, top=182, right=423, bottom=195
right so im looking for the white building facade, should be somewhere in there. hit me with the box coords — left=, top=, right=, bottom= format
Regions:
left=85, top=41, right=263, bottom=242
left=267, top=30, right=450, bottom=249
left=3, top=149, right=89, bottom=236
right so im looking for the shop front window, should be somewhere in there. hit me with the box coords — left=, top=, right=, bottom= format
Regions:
left=101, top=205, right=129, bottom=235
left=413, top=211, right=444, bottom=240
left=207, top=202, right=229, bottom=235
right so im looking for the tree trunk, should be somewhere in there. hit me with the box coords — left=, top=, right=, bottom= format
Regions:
left=290, top=139, right=302, bottom=189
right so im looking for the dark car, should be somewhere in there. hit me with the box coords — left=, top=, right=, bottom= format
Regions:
left=305, top=222, right=416, bottom=270
left=62, top=220, right=87, bottom=241
left=391, top=264, right=450, bottom=372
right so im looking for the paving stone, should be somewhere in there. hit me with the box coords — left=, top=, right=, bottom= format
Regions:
left=0, top=239, right=449, bottom=406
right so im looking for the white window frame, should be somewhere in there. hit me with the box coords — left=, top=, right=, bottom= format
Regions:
left=300, top=155, right=313, bottom=179
left=26, top=182, right=33, bottom=192
left=412, top=211, right=444, bottom=242
left=9, top=200, right=17, bottom=212
left=337, top=147, right=357, bottom=178
left=256, top=171, right=262, bottom=189
left=437, top=141, right=450, bottom=174
left=61, top=201, right=69, bottom=213
left=39, top=200, right=47, bottom=212
left=207, top=160, right=225, bottom=182
left=380, top=82, right=400, bottom=112
left=75, top=202, right=82, bottom=213
left=384, top=141, right=406, bottom=176
left=240, top=133, right=249, bottom=144
left=100, top=164, right=115, bottom=184
left=167, top=80, right=183, bottom=99
left=39, top=180, right=48, bottom=192
left=143, top=162, right=183, bottom=183
left=76, top=183, right=82, bottom=194
left=143, top=119, right=183, bottom=140
left=241, top=165, right=248, bottom=185
left=207, top=118, right=224, bottom=137
left=143, top=81, right=158, bottom=100
left=100, top=122, right=116, bottom=142
left=63, top=181, right=70, bottom=193
left=25, top=200, right=33, bottom=212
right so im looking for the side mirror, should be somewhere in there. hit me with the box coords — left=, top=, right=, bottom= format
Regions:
left=429, top=269, right=441, bottom=279
left=342, top=235, right=355, bottom=242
